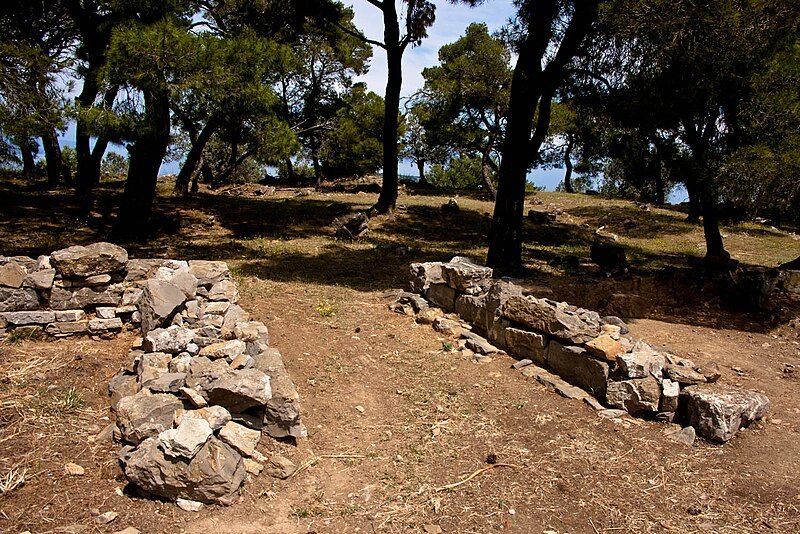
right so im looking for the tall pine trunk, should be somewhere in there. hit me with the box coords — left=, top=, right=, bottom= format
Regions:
left=685, top=178, right=701, bottom=222
left=416, top=159, right=427, bottom=184
left=371, top=4, right=402, bottom=215
left=75, top=70, right=99, bottom=197
left=480, top=149, right=498, bottom=200
left=114, top=88, right=170, bottom=239
left=19, top=138, right=37, bottom=180
left=41, top=130, right=65, bottom=187
left=563, top=136, right=574, bottom=193
left=174, top=117, right=218, bottom=196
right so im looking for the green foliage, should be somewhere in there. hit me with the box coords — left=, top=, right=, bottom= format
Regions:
left=60, top=146, right=77, bottom=178
left=419, top=23, right=511, bottom=166
left=429, top=155, right=483, bottom=189
left=101, top=152, right=129, bottom=180
left=320, top=85, right=385, bottom=179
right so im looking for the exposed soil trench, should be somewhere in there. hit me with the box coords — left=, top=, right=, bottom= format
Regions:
left=2, top=275, right=799, bottom=533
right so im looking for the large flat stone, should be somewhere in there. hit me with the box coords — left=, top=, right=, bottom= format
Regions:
left=0, top=262, right=27, bottom=288
left=124, top=436, right=245, bottom=505
left=683, top=384, right=770, bottom=443
left=426, top=283, right=457, bottom=312
left=115, top=390, right=183, bottom=445
left=409, top=262, right=445, bottom=293
left=0, top=287, right=41, bottom=312
left=49, top=284, right=124, bottom=310
left=0, top=311, right=55, bottom=326
left=50, top=242, right=128, bottom=277
left=455, top=294, right=489, bottom=332
left=546, top=342, right=609, bottom=396
left=504, top=327, right=547, bottom=365
left=440, top=257, right=493, bottom=291
left=138, top=279, right=186, bottom=334
left=207, top=369, right=271, bottom=413
left=499, top=296, right=600, bottom=344
left=188, top=260, right=230, bottom=286
left=606, top=377, right=661, bottom=414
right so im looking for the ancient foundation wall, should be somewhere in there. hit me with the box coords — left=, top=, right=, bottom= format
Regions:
left=393, top=256, right=770, bottom=444
left=1, top=243, right=304, bottom=506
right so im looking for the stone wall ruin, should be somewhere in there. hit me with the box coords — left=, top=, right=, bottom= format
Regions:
left=1, top=243, right=305, bottom=506
left=393, top=256, right=770, bottom=444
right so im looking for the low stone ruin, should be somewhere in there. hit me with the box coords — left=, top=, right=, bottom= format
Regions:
left=392, top=256, right=770, bottom=444
left=1, top=243, right=305, bottom=506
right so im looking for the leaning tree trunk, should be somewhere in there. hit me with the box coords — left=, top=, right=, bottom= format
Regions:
left=114, top=88, right=170, bottom=240
left=19, top=139, right=37, bottom=181
left=563, top=137, right=574, bottom=193
left=480, top=149, right=498, bottom=200
left=174, top=117, right=218, bottom=196
left=41, top=129, right=65, bottom=187
left=486, top=30, right=543, bottom=274
left=312, top=155, right=323, bottom=188
left=371, top=5, right=402, bottom=216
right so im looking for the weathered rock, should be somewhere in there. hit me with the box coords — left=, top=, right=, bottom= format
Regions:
left=170, top=353, right=193, bottom=374
left=142, top=325, right=194, bottom=353
left=45, top=320, right=90, bottom=336
left=115, top=390, right=183, bottom=445
left=455, top=294, right=489, bottom=332
left=96, top=307, right=116, bottom=319
left=138, top=280, right=187, bottom=334
left=252, top=348, right=304, bottom=439
left=600, top=315, right=629, bottom=334
left=432, top=317, right=462, bottom=337
left=426, top=283, right=457, bottom=312
left=159, top=417, right=213, bottom=458
left=80, top=273, right=112, bottom=286
left=186, top=357, right=230, bottom=393
left=585, top=334, right=624, bottom=363
left=606, top=377, right=661, bottom=414
left=462, top=331, right=500, bottom=355
left=218, top=421, right=261, bottom=457
left=504, top=327, right=547, bottom=365
left=243, top=458, right=264, bottom=475
left=334, top=212, right=369, bottom=240
left=175, top=406, right=232, bottom=430
left=547, top=342, right=609, bottom=396
left=0, top=287, right=40, bottom=312
left=89, top=317, right=123, bottom=332
left=22, top=268, right=54, bottom=291
left=265, top=454, right=297, bottom=479
left=527, top=209, right=557, bottom=224
left=234, top=322, right=270, bottom=356
left=697, top=361, right=722, bottom=383
left=180, top=387, right=208, bottom=408
left=683, top=384, right=770, bottom=443
left=616, top=342, right=665, bottom=379
left=123, top=436, right=245, bottom=505
left=664, top=425, right=696, bottom=446
left=176, top=498, right=204, bottom=512
left=660, top=378, right=680, bottom=412
left=204, top=301, right=230, bottom=315
left=207, top=369, right=271, bottom=413
left=155, top=267, right=198, bottom=299
left=664, top=363, right=707, bottom=385
left=200, top=339, right=246, bottom=360
left=136, top=352, right=172, bottom=385
left=49, top=284, right=124, bottom=310
left=440, top=257, right=493, bottom=291
left=54, top=309, right=86, bottom=322
left=409, top=262, right=445, bottom=293
left=0, top=311, right=55, bottom=326
left=109, top=373, right=140, bottom=409
left=188, top=260, right=230, bottom=286
left=50, top=242, right=128, bottom=277
left=499, top=296, right=601, bottom=344
left=208, top=279, right=239, bottom=302
left=511, top=359, right=533, bottom=370
left=394, top=292, right=429, bottom=314
left=221, top=304, right=249, bottom=339
left=148, top=372, right=187, bottom=393
left=0, top=262, right=26, bottom=288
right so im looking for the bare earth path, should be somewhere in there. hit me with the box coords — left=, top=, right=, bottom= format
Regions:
left=1, top=184, right=799, bottom=532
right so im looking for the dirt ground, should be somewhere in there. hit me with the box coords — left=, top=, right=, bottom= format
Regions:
left=1, top=180, right=799, bottom=533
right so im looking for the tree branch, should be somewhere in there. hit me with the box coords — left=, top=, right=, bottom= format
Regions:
left=332, top=19, right=386, bottom=49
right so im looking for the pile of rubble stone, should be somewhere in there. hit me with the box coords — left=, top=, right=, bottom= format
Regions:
left=1, top=243, right=305, bottom=506
left=391, top=256, right=770, bottom=444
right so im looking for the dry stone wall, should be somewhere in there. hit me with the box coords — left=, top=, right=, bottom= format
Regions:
left=1, top=243, right=305, bottom=506
left=395, top=256, right=770, bottom=444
